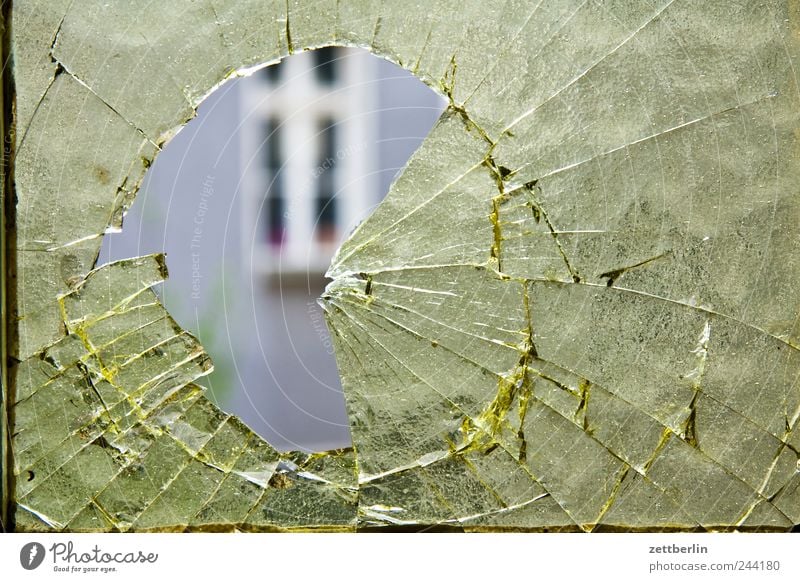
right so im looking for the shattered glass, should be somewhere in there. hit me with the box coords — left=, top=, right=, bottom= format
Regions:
left=5, top=0, right=800, bottom=531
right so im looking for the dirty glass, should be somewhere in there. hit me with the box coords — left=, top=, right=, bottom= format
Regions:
left=3, top=0, right=800, bottom=531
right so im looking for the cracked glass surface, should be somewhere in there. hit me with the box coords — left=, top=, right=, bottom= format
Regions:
left=5, top=0, right=800, bottom=531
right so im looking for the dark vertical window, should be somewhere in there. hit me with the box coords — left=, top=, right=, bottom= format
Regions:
left=313, top=47, right=339, bottom=85
left=315, top=117, right=337, bottom=243
left=265, top=117, right=282, bottom=173
left=266, top=196, right=285, bottom=247
left=264, top=117, right=285, bottom=247
left=262, top=61, right=282, bottom=83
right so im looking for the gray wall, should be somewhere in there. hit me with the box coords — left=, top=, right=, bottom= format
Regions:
left=98, top=53, right=445, bottom=452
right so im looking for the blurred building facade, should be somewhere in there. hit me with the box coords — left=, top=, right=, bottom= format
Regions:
left=98, top=48, right=445, bottom=451
left=242, top=47, right=379, bottom=274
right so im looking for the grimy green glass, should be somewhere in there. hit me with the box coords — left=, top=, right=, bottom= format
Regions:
left=2, top=0, right=799, bottom=532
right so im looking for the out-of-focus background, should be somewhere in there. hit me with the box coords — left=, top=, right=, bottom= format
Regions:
left=98, top=48, right=445, bottom=452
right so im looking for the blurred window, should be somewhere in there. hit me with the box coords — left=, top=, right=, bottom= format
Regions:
left=315, top=117, right=338, bottom=242
left=265, top=117, right=285, bottom=246
left=263, top=61, right=281, bottom=83
left=313, top=47, right=339, bottom=84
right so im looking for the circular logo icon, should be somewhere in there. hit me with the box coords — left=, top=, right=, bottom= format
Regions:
left=20, top=542, right=46, bottom=570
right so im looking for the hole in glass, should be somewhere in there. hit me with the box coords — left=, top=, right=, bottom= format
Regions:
left=97, top=47, right=446, bottom=452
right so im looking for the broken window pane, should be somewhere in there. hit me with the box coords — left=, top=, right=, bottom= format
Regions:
left=5, top=0, right=800, bottom=533
left=95, top=50, right=442, bottom=453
